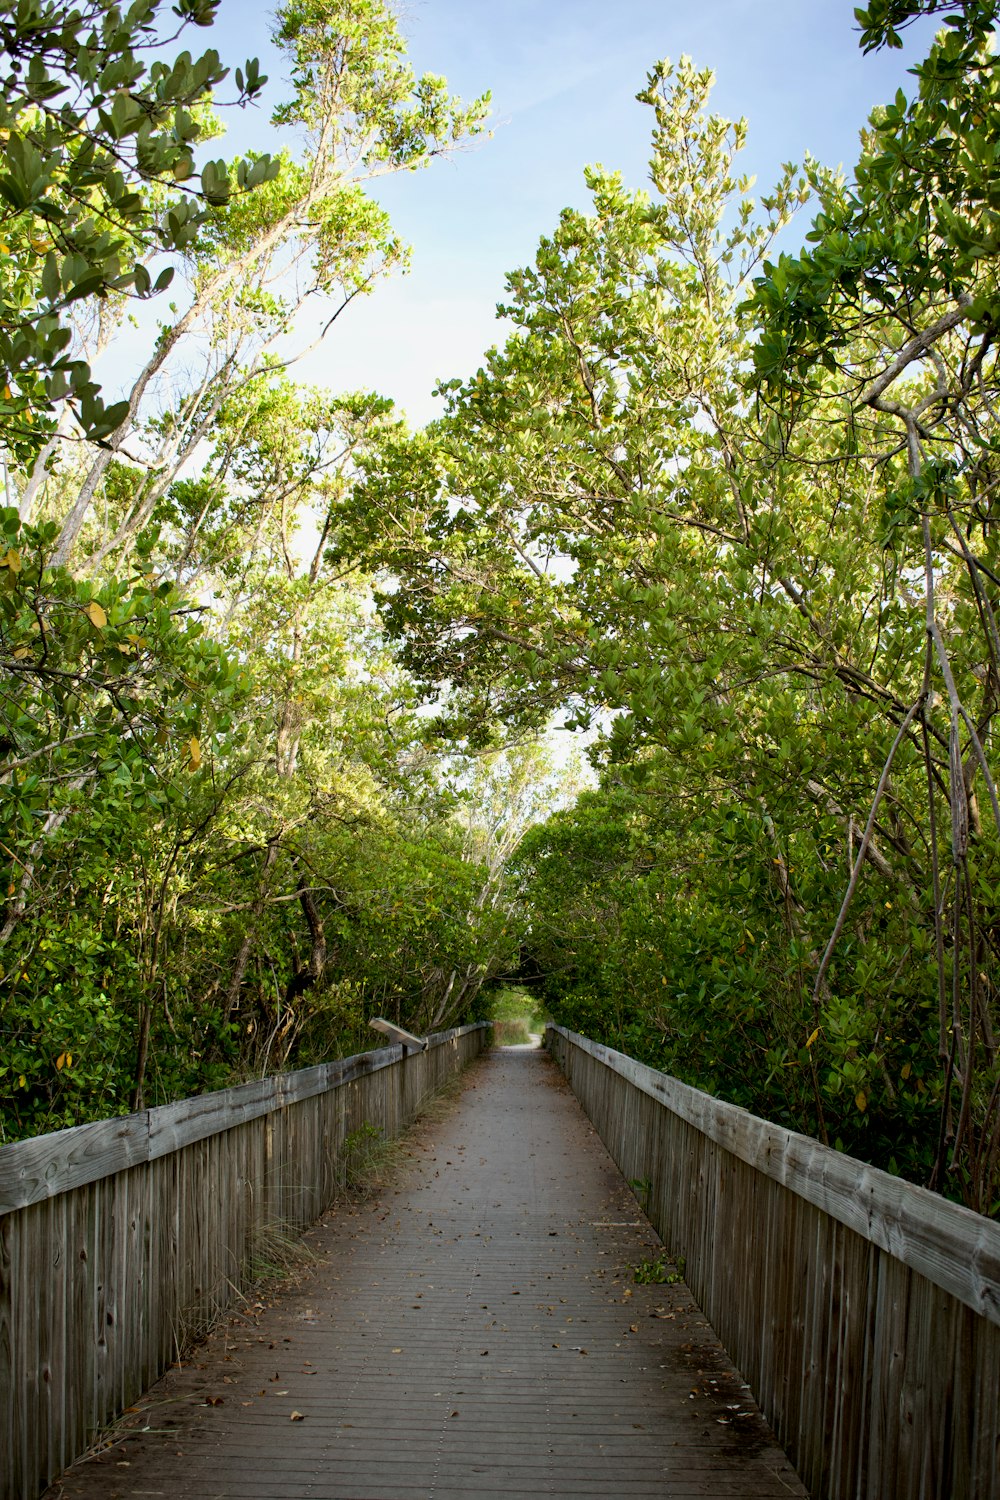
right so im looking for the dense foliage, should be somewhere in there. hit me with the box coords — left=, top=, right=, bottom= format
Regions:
left=0, top=0, right=275, bottom=454
left=337, top=4, right=1000, bottom=1214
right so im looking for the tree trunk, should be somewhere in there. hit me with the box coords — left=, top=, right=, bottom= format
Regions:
left=283, top=877, right=330, bottom=1006
left=225, top=839, right=281, bottom=1013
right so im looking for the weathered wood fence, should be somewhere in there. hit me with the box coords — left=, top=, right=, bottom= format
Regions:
left=547, top=1024, right=1000, bottom=1500
left=0, top=1022, right=488, bottom=1500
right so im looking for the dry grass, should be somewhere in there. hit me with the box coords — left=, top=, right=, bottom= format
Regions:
left=341, top=1064, right=476, bottom=1198
left=492, top=1017, right=535, bottom=1045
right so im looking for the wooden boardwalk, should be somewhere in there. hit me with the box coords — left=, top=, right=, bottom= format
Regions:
left=49, top=1046, right=806, bottom=1500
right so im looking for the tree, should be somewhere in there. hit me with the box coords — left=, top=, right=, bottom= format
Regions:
left=18, top=0, right=488, bottom=569
left=746, top=1, right=1000, bottom=1208
left=0, top=0, right=495, bottom=1139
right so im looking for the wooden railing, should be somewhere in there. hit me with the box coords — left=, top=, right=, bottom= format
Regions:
left=0, top=1022, right=489, bottom=1500
left=547, top=1024, right=1000, bottom=1500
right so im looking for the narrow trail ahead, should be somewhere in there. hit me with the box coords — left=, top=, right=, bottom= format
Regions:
left=51, top=1046, right=806, bottom=1500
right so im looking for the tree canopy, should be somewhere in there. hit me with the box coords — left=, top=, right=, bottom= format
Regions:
left=2, top=0, right=999, bottom=1220
left=336, top=6, right=1000, bottom=1214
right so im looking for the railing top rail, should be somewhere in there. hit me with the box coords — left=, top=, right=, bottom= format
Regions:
left=0, top=1021, right=489, bottom=1216
left=548, top=1023, right=1000, bottom=1326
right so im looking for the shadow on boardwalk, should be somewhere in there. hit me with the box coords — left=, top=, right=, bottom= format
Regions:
left=48, top=1047, right=806, bottom=1500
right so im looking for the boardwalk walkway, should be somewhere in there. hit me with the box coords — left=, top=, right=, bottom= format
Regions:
left=51, top=1046, right=806, bottom=1500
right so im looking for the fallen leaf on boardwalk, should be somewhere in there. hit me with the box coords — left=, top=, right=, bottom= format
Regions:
left=290, top=1411, right=305, bottom=1421
left=629, top=1324, right=639, bottom=1333
left=450, top=1411, right=459, bottom=1418
left=392, top=1348, right=402, bottom=1354
left=204, top=1397, right=224, bottom=1406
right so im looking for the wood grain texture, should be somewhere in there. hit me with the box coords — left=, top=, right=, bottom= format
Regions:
left=548, top=1024, right=1000, bottom=1500
left=0, top=1022, right=488, bottom=1500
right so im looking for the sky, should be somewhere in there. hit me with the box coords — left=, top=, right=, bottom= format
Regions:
left=193, top=0, right=942, bottom=427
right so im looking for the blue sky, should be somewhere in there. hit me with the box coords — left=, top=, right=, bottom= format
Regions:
left=204, top=1, right=941, bottom=425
